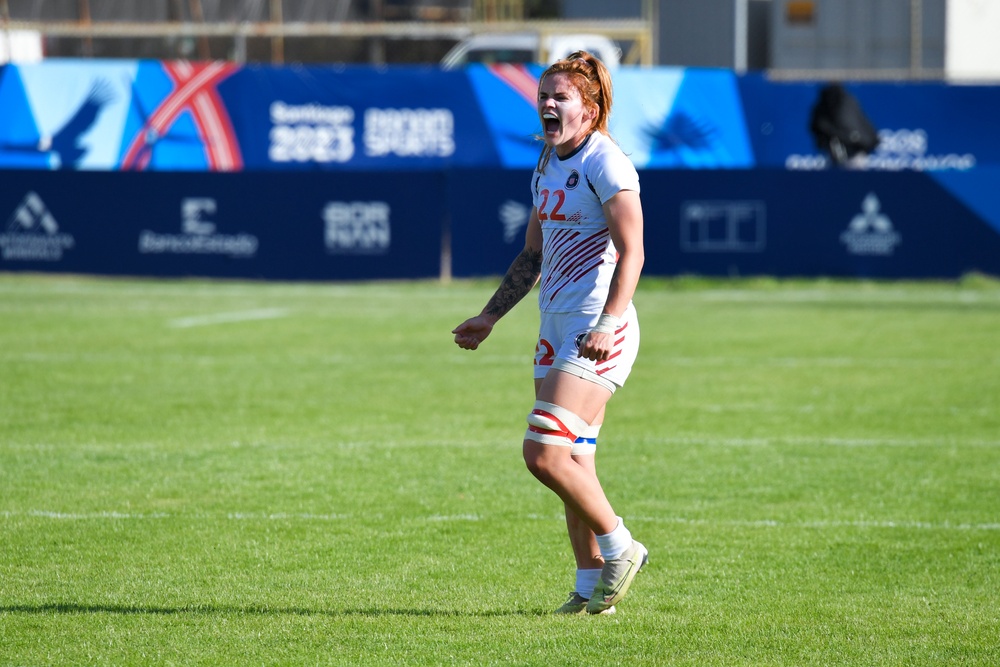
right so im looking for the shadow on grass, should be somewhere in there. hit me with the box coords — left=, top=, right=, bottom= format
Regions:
left=0, top=603, right=544, bottom=618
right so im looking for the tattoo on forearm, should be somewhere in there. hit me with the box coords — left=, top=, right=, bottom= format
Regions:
left=484, top=248, right=543, bottom=318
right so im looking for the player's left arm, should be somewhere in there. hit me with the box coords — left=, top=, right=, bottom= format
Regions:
left=578, top=189, right=644, bottom=361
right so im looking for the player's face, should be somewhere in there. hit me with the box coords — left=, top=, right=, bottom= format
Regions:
left=538, top=72, right=596, bottom=157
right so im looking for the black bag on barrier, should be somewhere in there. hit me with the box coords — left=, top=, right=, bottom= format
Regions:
left=809, top=84, right=880, bottom=166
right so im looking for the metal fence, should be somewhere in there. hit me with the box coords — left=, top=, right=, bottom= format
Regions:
left=0, top=0, right=651, bottom=64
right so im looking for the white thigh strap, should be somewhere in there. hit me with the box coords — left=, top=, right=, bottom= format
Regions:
left=571, top=423, right=602, bottom=456
left=525, top=400, right=590, bottom=446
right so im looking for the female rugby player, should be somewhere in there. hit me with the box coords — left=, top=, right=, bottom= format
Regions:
left=453, top=51, right=647, bottom=615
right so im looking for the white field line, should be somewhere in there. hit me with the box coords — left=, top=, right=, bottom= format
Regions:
left=630, top=516, right=1000, bottom=531
left=694, top=288, right=1000, bottom=304
left=168, top=308, right=289, bottom=328
left=0, top=280, right=447, bottom=301
left=633, top=436, right=1000, bottom=448
left=4, top=436, right=999, bottom=452
left=650, top=356, right=1000, bottom=368
left=3, top=510, right=998, bottom=531
left=1, top=510, right=347, bottom=521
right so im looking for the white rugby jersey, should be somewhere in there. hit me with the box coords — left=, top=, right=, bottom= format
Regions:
left=531, top=132, right=640, bottom=314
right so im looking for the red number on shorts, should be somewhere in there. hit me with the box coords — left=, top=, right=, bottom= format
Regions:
left=535, top=338, right=555, bottom=366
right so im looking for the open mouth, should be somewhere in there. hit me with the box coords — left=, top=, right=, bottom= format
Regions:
left=542, top=112, right=560, bottom=135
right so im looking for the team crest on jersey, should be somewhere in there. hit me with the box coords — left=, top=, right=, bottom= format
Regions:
left=565, top=170, right=580, bottom=190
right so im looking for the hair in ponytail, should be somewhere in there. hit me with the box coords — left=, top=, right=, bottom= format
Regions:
left=536, top=50, right=615, bottom=174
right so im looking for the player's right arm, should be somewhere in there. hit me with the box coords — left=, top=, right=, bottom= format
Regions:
left=452, top=208, right=543, bottom=350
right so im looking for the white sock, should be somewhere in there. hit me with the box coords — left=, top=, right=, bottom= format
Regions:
left=595, top=517, right=632, bottom=561
left=576, top=568, right=602, bottom=599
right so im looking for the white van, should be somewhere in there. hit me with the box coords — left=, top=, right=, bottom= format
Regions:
left=0, top=30, right=44, bottom=63
left=441, top=32, right=621, bottom=70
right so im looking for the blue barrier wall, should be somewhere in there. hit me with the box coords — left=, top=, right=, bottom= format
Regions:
left=0, top=170, right=444, bottom=280
left=449, top=168, right=1000, bottom=280
left=2, top=60, right=999, bottom=280
left=5, top=167, right=999, bottom=280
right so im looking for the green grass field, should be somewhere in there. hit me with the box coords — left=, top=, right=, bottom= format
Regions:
left=1, top=273, right=998, bottom=666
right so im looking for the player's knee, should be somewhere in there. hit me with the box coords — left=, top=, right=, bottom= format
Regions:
left=522, top=442, right=550, bottom=481
left=523, top=400, right=589, bottom=479
left=523, top=440, right=569, bottom=484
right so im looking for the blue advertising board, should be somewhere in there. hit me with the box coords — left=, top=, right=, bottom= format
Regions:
left=0, top=170, right=443, bottom=280
left=0, top=60, right=863, bottom=172
left=737, top=74, right=993, bottom=172
left=447, top=168, right=533, bottom=278
left=3, top=167, right=999, bottom=280
left=0, top=60, right=498, bottom=172
left=3, top=60, right=998, bottom=173
left=448, top=168, right=1000, bottom=280
left=639, top=170, right=1000, bottom=279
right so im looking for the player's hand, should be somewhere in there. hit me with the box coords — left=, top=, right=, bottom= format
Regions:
left=452, top=316, right=495, bottom=350
left=576, top=330, right=614, bottom=362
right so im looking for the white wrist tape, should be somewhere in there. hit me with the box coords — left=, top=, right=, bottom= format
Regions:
left=592, top=313, right=619, bottom=335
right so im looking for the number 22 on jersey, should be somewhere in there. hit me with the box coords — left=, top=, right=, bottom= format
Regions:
left=537, top=189, right=566, bottom=222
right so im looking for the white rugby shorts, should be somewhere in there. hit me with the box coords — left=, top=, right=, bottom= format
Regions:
left=532, top=302, right=639, bottom=393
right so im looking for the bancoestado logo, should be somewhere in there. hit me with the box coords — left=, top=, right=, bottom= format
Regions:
left=138, top=198, right=258, bottom=258
left=840, top=193, right=901, bottom=256
left=324, top=201, right=391, bottom=254
left=1, top=191, right=75, bottom=261
left=787, top=128, right=976, bottom=171
left=268, top=101, right=455, bottom=164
